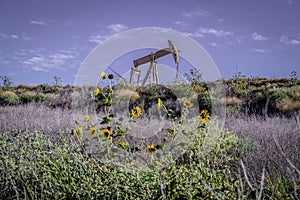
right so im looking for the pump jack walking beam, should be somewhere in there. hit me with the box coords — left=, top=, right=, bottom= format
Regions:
left=130, top=40, right=179, bottom=86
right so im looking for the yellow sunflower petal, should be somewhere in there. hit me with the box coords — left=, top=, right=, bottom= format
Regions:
left=75, top=127, right=82, bottom=137
left=95, top=87, right=100, bottom=96
left=101, top=128, right=111, bottom=138
left=158, top=98, right=162, bottom=110
left=199, top=109, right=210, bottom=123
left=146, top=144, right=156, bottom=153
left=183, top=99, right=194, bottom=108
left=84, top=114, right=90, bottom=122
left=101, top=72, right=106, bottom=80
left=131, top=105, right=142, bottom=117
left=89, top=127, right=97, bottom=136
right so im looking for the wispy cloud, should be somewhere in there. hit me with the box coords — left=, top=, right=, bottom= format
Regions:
left=199, top=28, right=232, bottom=37
left=173, top=20, right=185, bottom=26
left=23, top=56, right=45, bottom=64
left=182, top=9, right=210, bottom=18
left=210, top=42, right=218, bottom=47
left=89, top=23, right=128, bottom=44
left=88, top=34, right=108, bottom=44
left=183, top=27, right=232, bottom=39
left=32, top=67, right=50, bottom=72
left=280, top=36, right=300, bottom=45
left=0, top=33, right=31, bottom=40
left=289, top=39, right=300, bottom=44
left=107, top=24, right=128, bottom=32
left=182, top=31, right=204, bottom=38
left=252, top=48, right=267, bottom=53
left=29, top=20, right=48, bottom=26
left=10, top=34, right=19, bottom=39
left=251, top=32, right=268, bottom=41
left=22, top=50, right=77, bottom=72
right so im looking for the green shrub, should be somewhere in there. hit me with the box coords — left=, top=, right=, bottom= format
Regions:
left=53, top=85, right=62, bottom=93
left=0, top=91, right=20, bottom=105
left=0, top=131, right=108, bottom=199
left=269, top=88, right=289, bottom=102
left=197, top=90, right=212, bottom=111
left=19, top=91, right=37, bottom=103
left=0, top=121, right=250, bottom=199
left=289, top=86, right=300, bottom=100
left=5, top=121, right=290, bottom=199
left=37, top=93, right=49, bottom=102
left=228, top=77, right=249, bottom=98
left=268, top=87, right=300, bottom=114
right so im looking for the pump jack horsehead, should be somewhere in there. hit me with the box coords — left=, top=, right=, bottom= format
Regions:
left=130, top=40, right=180, bottom=86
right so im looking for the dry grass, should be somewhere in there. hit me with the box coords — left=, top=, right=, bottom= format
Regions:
left=221, top=96, right=241, bottom=106
left=276, top=97, right=300, bottom=111
left=114, top=88, right=140, bottom=101
left=0, top=103, right=171, bottom=152
left=0, top=103, right=75, bottom=135
left=1, top=101, right=299, bottom=184
left=225, top=114, right=300, bottom=182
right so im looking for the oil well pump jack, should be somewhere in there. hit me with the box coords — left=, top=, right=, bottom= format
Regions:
left=129, top=40, right=180, bottom=86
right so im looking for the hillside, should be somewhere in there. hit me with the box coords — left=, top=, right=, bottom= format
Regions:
left=1, top=77, right=299, bottom=117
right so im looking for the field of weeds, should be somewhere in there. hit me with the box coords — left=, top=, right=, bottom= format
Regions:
left=0, top=75, right=300, bottom=199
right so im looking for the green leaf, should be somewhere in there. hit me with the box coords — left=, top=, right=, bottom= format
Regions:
left=20, top=176, right=34, bottom=200
left=167, top=109, right=174, bottom=116
left=116, top=128, right=125, bottom=136
left=100, top=117, right=111, bottom=124
left=167, top=128, right=175, bottom=135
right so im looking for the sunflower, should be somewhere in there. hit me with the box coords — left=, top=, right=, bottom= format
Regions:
left=127, top=125, right=132, bottom=131
left=75, top=127, right=82, bottom=137
left=146, top=144, right=156, bottom=153
left=199, top=109, right=210, bottom=123
left=102, top=128, right=111, bottom=138
left=119, top=141, right=128, bottom=148
left=131, top=105, right=142, bottom=117
left=101, top=72, right=106, bottom=80
left=89, top=127, right=97, bottom=136
left=157, top=98, right=162, bottom=110
left=84, top=114, right=90, bottom=122
left=183, top=99, right=194, bottom=108
left=95, top=87, right=100, bottom=96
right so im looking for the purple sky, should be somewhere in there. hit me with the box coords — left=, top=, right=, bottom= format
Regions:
left=0, top=0, right=299, bottom=85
